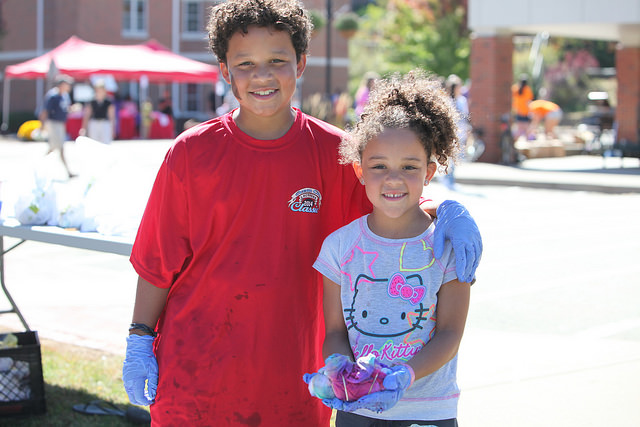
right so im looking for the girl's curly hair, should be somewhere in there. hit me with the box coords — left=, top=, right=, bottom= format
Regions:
left=339, top=70, right=461, bottom=173
left=207, top=0, right=312, bottom=64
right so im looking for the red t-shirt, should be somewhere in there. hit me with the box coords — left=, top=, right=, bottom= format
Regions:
left=130, top=109, right=371, bottom=426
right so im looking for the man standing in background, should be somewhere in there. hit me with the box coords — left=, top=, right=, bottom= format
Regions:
left=39, top=74, right=75, bottom=178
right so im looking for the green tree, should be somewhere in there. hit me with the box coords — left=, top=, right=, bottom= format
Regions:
left=513, top=35, right=615, bottom=113
left=349, top=0, right=470, bottom=93
left=560, top=38, right=616, bottom=68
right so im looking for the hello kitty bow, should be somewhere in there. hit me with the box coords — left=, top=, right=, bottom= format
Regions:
left=387, top=273, right=426, bottom=304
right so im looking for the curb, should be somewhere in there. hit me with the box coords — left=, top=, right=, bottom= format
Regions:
left=454, top=177, right=640, bottom=194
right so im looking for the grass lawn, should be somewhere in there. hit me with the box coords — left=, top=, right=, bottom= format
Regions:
left=2, top=336, right=338, bottom=426
left=2, top=338, right=149, bottom=426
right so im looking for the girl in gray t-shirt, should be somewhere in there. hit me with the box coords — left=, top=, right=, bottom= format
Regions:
left=310, top=71, right=474, bottom=427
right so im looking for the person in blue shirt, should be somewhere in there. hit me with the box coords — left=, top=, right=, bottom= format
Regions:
left=39, top=74, right=75, bottom=178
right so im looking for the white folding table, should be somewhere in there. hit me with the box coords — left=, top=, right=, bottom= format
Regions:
left=0, top=219, right=133, bottom=330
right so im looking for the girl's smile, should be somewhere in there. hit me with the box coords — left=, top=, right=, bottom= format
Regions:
left=353, top=128, right=437, bottom=239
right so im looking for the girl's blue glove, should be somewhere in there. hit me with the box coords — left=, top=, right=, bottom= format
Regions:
left=322, top=363, right=414, bottom=413
left=433, top=200, right=482, bottom=283
left=122, top=334, right=158, bottom=406
left=322, top=390, right=402, bottom=413
left=382, top=363, right=414, bottom=392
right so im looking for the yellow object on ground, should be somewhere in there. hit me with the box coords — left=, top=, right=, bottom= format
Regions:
left=17, top=120, right=42, bottom=141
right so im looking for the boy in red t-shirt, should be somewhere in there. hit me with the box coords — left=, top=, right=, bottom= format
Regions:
left=122, top=1, right=482, bottom=425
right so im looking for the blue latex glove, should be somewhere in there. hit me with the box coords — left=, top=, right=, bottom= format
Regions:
left=433, top=200, right=482, bottom=283
left=381, top=363, right=414, bottom=392
left=303, top=353, right=352, bottom=400
left=322, top=364, right=414, bottom=414
left=123, top=334, right=158, bottom=406
left=322, top=390, right=401, bottom=413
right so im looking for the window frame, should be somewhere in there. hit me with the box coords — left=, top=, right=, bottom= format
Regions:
left=181, top=83, right=203, bottom=114
left=122, top=0, right=149, bottom=39
left=181, top=0, right=209, bottom=41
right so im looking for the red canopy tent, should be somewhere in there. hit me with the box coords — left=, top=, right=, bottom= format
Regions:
left=2, top=36, right=219, bottom=131
left=4, top=35, right=218, bottom=83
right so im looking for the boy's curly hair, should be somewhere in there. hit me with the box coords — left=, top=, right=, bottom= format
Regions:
left=207, top=0, right=312, bottom=64
left=340, top=70, right=461, bottom=173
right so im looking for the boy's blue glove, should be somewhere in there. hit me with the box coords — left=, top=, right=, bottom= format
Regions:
left=322, top=363, right=414, bottom=413
left=123, top=334, right=158, bottom=406
left=433, top=200, right=482, bottom=283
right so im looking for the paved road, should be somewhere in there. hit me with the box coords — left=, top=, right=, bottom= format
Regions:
left=430, top=184, right=640, bottom=426
left=1, top=138, right=639, bottom=426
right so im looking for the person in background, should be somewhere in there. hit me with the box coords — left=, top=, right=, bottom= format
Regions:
left=354, top=71, right=380, bottom=118
left=80, top=80, right=116, bottom=144
left=39, top=74, right=75, bottom=178
left=511, top=74, right=534, bottom=140
left=119, top=95, right=140, bottom=138
left=442, top=74, right=470, bottom=190
left=120, top=95, right=139, bottom=117
left=158, top=95, right=173, bottom=119
left=528, top=98, right=563, bottom=139
left=121, top=1, right=482, bottom=425
left=139, top=101, right=153, bottom=139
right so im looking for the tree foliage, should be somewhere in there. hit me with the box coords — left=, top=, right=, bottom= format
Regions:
left=513, top=36, right=616, bottom=112
left=348, top=0, right=470, bottom=93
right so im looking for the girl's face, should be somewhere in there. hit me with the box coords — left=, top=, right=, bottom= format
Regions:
left=219, top=26, right=306, bottom=138
left=354, top=128, right=436, bottom=237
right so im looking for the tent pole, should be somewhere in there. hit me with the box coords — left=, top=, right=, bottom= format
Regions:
left=2, top=78, right=10, bottom=133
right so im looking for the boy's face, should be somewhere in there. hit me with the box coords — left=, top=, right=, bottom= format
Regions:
left=219, top=26, right=305, bottom=124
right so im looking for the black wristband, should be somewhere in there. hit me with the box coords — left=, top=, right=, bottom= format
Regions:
left=129, top=323, right=157, bottom=337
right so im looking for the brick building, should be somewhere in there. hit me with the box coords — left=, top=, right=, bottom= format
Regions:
left=0, top=0, right=352, bottom=133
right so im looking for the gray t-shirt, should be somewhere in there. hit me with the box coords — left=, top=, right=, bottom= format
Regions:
left=314, top=215, right=459, bottom=421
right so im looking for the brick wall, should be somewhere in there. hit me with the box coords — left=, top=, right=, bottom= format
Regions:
left=616, top=46, right=640, bottom=144
left=469, top=35, right=513, bottom=163
left=1, top=0, right=350, bottom=125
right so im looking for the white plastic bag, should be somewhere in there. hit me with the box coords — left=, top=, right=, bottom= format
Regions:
left=14, top=186, right=57, bottom=225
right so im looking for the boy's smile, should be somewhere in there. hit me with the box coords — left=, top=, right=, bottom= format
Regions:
left=219, top=26, right=306, bottom=139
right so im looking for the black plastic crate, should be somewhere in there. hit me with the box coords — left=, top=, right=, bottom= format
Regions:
left=0, top=331, right=46, bottom=417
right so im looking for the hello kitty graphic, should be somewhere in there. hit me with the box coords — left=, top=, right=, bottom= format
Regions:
left=345, top=272, right=430, bottom=338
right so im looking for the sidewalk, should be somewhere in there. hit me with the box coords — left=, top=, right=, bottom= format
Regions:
left=454, top=154, right=640, bottom=194
left=1, top=137, right=639, bottom=196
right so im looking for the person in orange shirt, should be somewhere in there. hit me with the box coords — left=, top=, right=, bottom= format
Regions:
left=511, top=75, right=534, bottom=140
left=529, top=99, right=563, bottom=139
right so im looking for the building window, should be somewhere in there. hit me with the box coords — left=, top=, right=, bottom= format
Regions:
left=123, top=0, right=148, bottom=38
left=184, top=2, right=202, bottom=33
left=182, top=1, right=216, bottom=40
left=184, top=83, right=201, bottom=113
